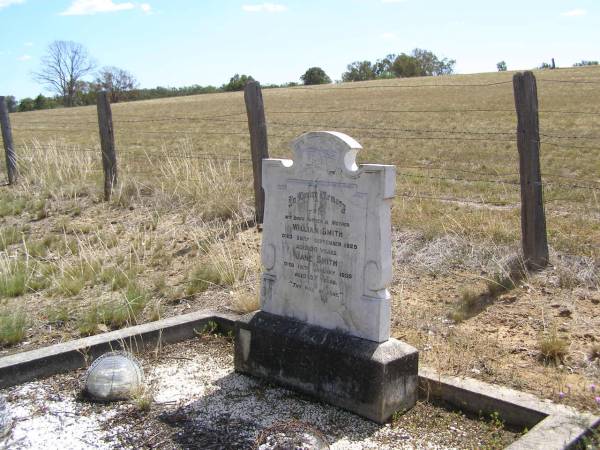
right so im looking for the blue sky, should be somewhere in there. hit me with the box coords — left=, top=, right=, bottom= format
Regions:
left=0, top=0, right=598, bottom=99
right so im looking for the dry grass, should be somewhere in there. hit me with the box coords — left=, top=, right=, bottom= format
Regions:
left=538, top=326, right=570, bottom=365
left=4, top=66, right=599, bottom=258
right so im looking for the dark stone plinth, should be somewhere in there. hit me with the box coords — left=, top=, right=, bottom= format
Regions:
left=234, top=311, right=419, bottom=423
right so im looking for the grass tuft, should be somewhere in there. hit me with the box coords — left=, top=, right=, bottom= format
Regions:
left=539, top=327, right=569, bottom=364
left=231, top=289, right=260, bottom=313
left=0, top=309, right=28, bottom=346
left=0, top=226, right=23, bottom=251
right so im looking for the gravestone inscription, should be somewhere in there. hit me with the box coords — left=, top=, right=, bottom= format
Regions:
left=260, top=131, right=395, bottom=342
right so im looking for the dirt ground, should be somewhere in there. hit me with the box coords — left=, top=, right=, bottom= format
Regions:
left=0, top=335, right=520, bottom=450
left=390, top=231, right=600, bottom=414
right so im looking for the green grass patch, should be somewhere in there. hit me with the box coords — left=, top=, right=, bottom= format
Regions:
left=0, top=226, right=23, bottom=251
left=0, top=193, right=27, bottom=218
left=77, top=282, right=151, bottom=335
left=186, top=264, right=222, bottom=295
left=46, top=301, right=74, bottom=325
left=53, top=260, right=101, bottom=297
left=0, top=309, right=28, bottom=346
left=100, top=266, right=130, bottom=291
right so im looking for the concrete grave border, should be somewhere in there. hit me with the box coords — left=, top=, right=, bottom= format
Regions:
left=0, top=310, right=598, bottom=449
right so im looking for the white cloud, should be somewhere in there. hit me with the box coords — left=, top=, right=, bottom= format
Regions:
left=242, top=3, right=287, bottom=12
left=0, top=0, right=25, bottom=10
left=562, top=8, right=587, bottom=17
left=60, top=0, right=151, bottom=15
left=24, top=41, right=33, bottom=46
left=380, top=32, right=397, bottom=40
left=17, top=54, right=31, bottom=61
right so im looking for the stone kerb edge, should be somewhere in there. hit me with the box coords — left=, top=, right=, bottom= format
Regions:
left=0, top=310, right=237, bottom=389
left=419, top=367, right=600, bottom=449
left=0, top=312, right=597, bottom=449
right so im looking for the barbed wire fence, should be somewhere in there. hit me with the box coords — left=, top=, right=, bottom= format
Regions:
left=1, top=71, right=599, bottom=267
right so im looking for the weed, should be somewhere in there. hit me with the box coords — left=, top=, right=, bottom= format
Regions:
left=148, top=299, right=164, bottom=321
left=124, top=282, right=150, bottom=316
left=484, top=411, right=506, bottom=449
left=231, top=289, right=260, bottom=313
left=0, top=309, right=28, bottom=346
left=0, top=226, right=23, bottom=251
left=46, top=301, right=74, bottom=325
left=486, top=273, right=516, bottom=297
left=449, top=288, right=485, bottom=323
left=152, top=275, right=168, bottom=297
left=197, top=320, right=219, bottom=336
left=539, top=326, right=569, bottom=364
left=0, top=193, right=27, bottom=218
left=54, top=260, right=100, bottom=297
left=186, top=264, right=221, bottom=295
left=25, top=235, right=58, bottom=258
left=55, top=276, right=85, bottom=297
left=27, top=198, right=48, bottom=220
left=0, top=258, right=31, bottom=297
left=100, top=266, right=130, bottom=291
left=77, top=304, right=101, bottom=336
left=130, top=385, right=153, bottom=412
left=0, top=261, right=49, bottom=297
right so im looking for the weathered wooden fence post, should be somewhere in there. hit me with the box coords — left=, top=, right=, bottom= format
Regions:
left=513, top=71, right=549, bottom=269
left=96, top=91, right=118, bottom=201
left=244, top=81, right=269, bottom=225
left=0, top=96, right=17, bottom=185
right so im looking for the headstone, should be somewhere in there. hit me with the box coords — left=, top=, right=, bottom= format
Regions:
left=235, top=132, right=418, bottom=423
left=260, top=131, right=393, bottom=342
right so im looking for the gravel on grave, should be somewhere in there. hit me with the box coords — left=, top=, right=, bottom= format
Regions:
left=0, top=335, right=518, bottom=450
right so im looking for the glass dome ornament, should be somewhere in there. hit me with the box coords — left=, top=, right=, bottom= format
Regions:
left=83, top=351, right=144, bottom=401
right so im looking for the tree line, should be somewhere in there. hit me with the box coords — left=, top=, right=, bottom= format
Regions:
left=7, top=40, right=598, bottom=113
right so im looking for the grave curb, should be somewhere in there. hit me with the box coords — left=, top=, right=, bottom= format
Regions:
left=419, top=367, right=600, bottom=449
left=0, top=310, right=237, bottom=390
left=0, top=311, right=597, bottom=449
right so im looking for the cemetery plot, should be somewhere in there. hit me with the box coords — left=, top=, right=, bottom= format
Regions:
left=0, top=336, right=520, bottom=449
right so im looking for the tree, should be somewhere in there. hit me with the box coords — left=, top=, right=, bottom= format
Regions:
left=573, top=60, right=599, bottom=67
left=33, top=94, right=47, bottom=110
left=223, top=74, right=254, bottom=92
left=4, top=96, right=17, bottom=113
left=392, top=53, right=419, bottom=77
left=341, top=61, right=376, bottom=82
left=497, top=61, right=507, bottom=72
left=95, top=66, right=139, bottom=102
left=300, top=67, right=331, bottom=85
left=373, top=54, right=397, bottom=78
left=389, top=49, right=455, bottom=78
left=411, top=48, right=455, bottom=76
left=33, top=40, right=96, bottom=107
left=18, top=98, right=35, bottom=112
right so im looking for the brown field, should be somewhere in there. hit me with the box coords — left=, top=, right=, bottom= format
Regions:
left=1, top=67, right=599, bottom=416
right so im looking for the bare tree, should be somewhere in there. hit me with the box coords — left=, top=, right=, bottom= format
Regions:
left=95, top=66, right=139, bottom=102
left=33, top=41, right=96, bottom=107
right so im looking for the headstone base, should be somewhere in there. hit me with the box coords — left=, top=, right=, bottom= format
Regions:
left=234, top=311, right=419, bottom=424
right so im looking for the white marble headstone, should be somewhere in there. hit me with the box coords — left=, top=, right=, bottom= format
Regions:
left=260, top=131, right=395, bottom=342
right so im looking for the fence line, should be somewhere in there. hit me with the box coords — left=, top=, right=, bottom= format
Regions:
left=3, top=71, right=600, bottom=268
